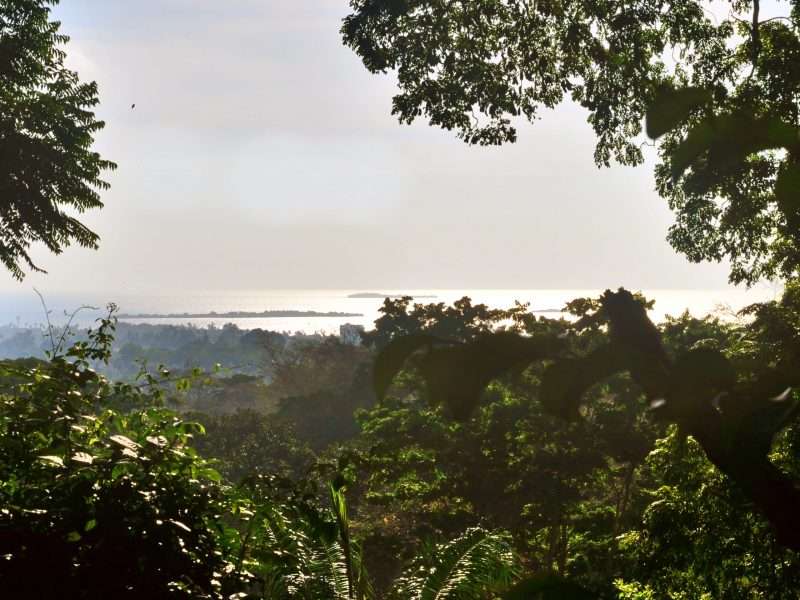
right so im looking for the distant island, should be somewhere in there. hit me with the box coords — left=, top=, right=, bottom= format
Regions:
left=117, top=310, right=363, bottom=319
left=347, top=292, right=438, bottom=299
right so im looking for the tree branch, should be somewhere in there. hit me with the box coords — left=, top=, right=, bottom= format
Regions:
left=749, top=0, right=761, bottom=78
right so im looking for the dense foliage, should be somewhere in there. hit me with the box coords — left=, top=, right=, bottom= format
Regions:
left=3, top=0, right=800, bottom=597
left=1, top=292, right=798, bottom=598
left=348, top=294, right=800, bottom=597
left=0, top=309, right=516, bottom=598
left=0, top=313, right=233, bottom=598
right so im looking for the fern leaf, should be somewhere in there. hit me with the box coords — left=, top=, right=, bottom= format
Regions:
left=394, top=528, right=519, bottom=600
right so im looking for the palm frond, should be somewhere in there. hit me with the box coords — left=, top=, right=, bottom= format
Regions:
left=311, top=539, right=351, bottom=599
left=393, top=528, right=519, bottom=600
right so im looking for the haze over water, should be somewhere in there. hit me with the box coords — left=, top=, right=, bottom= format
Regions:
left=0, top=287, right=780, bottom=335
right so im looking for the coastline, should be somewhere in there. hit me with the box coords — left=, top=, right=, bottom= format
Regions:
left=117, top=309, right=363, bottom=319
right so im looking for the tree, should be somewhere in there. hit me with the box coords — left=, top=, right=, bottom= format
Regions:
left=271, top=338, right=376, bottom=449
left=363, top=296, right=529, bottom=349
left=615, top=427, right=800, bottom=598
left=0, top=0, right=115, bottom=279
left=375, top=289, right=800, bottom=553
left=342, top=1, right=800, bottom=284
left=189, top=409, right=315, bottom=483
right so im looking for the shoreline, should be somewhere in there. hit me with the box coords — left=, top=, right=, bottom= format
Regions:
left=117, top=310, right=363, bottom=319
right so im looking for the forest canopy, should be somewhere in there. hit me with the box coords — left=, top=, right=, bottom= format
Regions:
left=1, top=1, right=800, bottom=598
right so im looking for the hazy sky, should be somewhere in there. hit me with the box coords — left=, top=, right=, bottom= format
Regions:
left=2, top=0, right=785, bottom=294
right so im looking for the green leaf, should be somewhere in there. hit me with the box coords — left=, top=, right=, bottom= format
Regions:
left=179, top=421, right=206, bottom=436
left=395, top=528, right=518, bottom=600
left=111, top=463, right=130, bottom=480
left=38, top=455, right=65, bottom=468
left=200, top=467, right=222, bottom=482
left=646, top=86, right=712, bottom=139
left=72, top=452, right=94, bottom=465
left=109, top=434, right=140, bottom=451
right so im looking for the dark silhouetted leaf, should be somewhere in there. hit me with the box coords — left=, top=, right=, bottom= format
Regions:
left=776, top=163, right=800, bottom=228
left=718, top=387, right=800, bottom=459
left=502, top=574, right=596, bottom=599
left=671, top=113, right=799, bottom=181
left=419, top=332, right=565, bottom=420
left=373, top=334, right=443, bottom=400
left=672, top=348, right=735, bottom=392
left=646, top=86, right=712, bottom=139
left=652, top=348, right=735, bottom=423
left=540, top=344, right=627, bottom=420
left=602, top=289, right=671, bottom=396
left=746, top=391, right=800, bottom=457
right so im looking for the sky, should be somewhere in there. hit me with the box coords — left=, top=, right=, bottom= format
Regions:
left=1, top=0, right=787, bottom=295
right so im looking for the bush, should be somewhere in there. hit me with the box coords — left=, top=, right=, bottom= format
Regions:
left=0, top=312, right=235, bottom=598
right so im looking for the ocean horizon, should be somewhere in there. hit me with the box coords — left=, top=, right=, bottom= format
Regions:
left=0, top=287, right=782, bottom=335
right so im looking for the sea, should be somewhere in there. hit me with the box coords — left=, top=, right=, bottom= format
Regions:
left=0, top=287, right=782, bottom=336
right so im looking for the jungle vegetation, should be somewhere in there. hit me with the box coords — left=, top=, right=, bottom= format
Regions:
left=1, top=0, right=799, bottom=598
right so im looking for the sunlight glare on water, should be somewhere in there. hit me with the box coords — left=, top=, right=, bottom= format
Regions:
left=0, top=287, right=781, bottom=335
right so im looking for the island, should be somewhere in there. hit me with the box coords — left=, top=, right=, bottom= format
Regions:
left=117, top=310, right=363, bottom=319
left=347, top=292, right=438, bottom=299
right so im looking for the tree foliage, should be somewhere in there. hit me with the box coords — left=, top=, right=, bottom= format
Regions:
left=343, top=0, right=800, bottom=283
left=0, top=304, right=539, bottom=599
left=616, top=427, right=800, bottom=598
left=6, top=1, right=800, bottom=595
left=0, top=311, right=231, bottom=598
left=373, top=289, right=800, bottom=553
left=0, top=0, right=115, bottom=279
